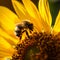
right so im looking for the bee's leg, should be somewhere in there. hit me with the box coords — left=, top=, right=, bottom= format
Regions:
left=25, top=31, right=30, bottom=38
left=22, top=30, right=30, bottom=38
left=29, top=30, right=33, bottom=33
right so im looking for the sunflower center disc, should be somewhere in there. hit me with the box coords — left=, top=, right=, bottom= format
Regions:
left=12, top=32, right=60, bottom=60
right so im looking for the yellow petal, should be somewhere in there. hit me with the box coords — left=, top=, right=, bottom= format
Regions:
left=0, top=58, right=4, bottom=60
left=0, top=6, right=20, bottom=38
left=52, top=11, right=60, bottom=34
left=0, top=37, right=15, bottom=58
left=4, top=57, right=12, bottom=60
left=0, top=52, right=12, bottom=57
left=22, top=0, right=40, bottom=19
left=0, top=29, right=18, bottom=45
left=0, top=58, right=11, bottom=60
left=0, top=48, right=14, bottom=57
left=38, top=0, right=52, bottom=26
left=0, top=38, right=11, bottom=49
left=0, top=37, right=15, bottom=51
left=12, top=0, right=29, bottom=20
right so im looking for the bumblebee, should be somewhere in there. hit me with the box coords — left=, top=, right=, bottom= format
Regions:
left=15, top=20, right=33, bottom=39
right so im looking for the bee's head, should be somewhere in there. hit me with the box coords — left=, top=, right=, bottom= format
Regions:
left=15, top=24, right=22, bottom=37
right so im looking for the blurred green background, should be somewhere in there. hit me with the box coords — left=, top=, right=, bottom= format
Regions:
left=0, top=0, right=60, bottom=26
left=49, top=1, right=60, bottom=25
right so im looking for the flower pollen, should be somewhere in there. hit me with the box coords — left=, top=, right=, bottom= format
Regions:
left=12, top=32, right=60, bottom=60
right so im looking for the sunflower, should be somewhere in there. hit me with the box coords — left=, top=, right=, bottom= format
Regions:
left=0, top=0, right=60, bottom=60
